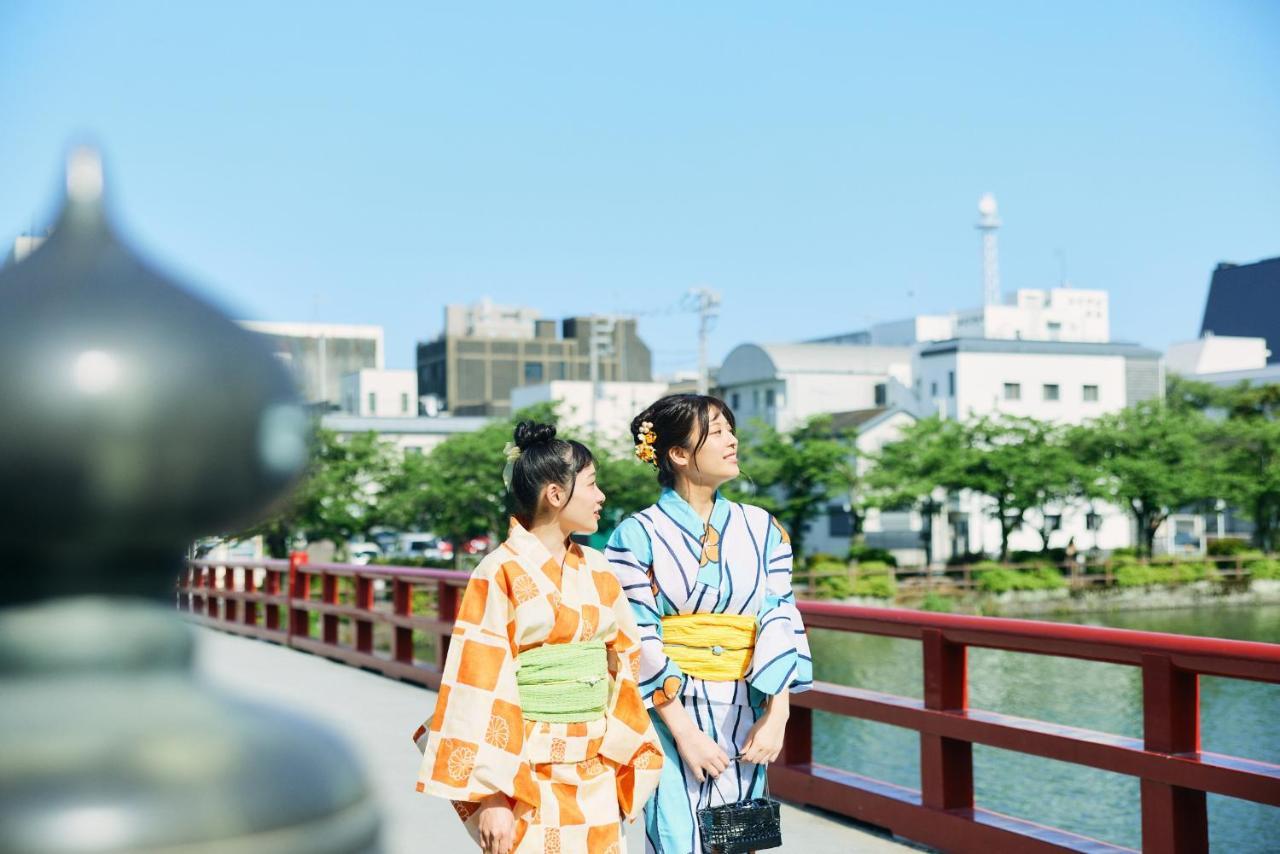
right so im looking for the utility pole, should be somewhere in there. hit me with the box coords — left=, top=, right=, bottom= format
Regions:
left=683, top=287, right=721, bottom=395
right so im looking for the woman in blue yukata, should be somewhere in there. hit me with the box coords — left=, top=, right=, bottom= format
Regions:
left=605, top=394, right=812, bottom=854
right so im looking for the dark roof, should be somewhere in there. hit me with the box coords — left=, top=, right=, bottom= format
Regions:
left=828, top=407, right=889, bottom=430
left=1200, top=256, right=1280, bottom=365
left=919, top=338, right=1161, bottom=359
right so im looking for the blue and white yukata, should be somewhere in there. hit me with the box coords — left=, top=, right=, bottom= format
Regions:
left=606, top=488, right=813, bottom=854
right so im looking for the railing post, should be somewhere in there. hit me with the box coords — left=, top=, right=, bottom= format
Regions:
left=243, top=566, right=258, bottom=627
left=1140, top=654, right=1207, bottom=854
left=777, top=704, right=813, bottom=768
left=206, top=567, right=219, bottom=620
left=224, top=567, right=239, bottom=624
left=437, top=580, right=459, bottom=668
left=393, top=579, right=414, bottom=665
left=321, top=572, right=339, bottom=646
left=265, top=569, right=281, bottom=631
left=354, top=575, right=374, bottom=654
left=920, top=628, right=973, bottom=811
left=288, top=551, right=310, bottom=643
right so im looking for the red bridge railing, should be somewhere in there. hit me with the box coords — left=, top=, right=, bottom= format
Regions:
left=179, top=556, right=1280, bottom=854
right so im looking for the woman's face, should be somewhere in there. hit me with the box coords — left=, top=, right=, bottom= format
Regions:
left=681, top=408, right=739, bottom=488
left=558, top=463, right=606, bottom=535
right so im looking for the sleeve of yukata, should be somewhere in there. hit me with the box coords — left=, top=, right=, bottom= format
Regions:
left=413, top=559, right=540, bottom=815
left=596, top=567, right=665, bottom=821
left=747, top=515, right=814, bottom=696
left=605, top=516, right=687, bottom=708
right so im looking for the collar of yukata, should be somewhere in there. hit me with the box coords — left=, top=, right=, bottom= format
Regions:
left=503, top=516, right=584, bottom=567
left=657, top=487, right=730, bottom=541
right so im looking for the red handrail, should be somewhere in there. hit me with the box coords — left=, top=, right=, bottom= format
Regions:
left=178, top=559, right=1280, bottom=854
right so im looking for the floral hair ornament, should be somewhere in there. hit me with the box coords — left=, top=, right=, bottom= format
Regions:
left=501, top=441, right=522, bottom=491
left=635, top=420, right=658, bottom=468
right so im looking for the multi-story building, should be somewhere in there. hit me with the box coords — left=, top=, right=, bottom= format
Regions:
left=510, top=380, right=671, bottom=444
left=320, top=413, right=491, bottom=456
left=240, top=321, right=383, bottom=409
left=1200, top=256, right=1280, bottom=364
left=417, top=301, right=652, bottom=416
left=715, top=343, right=913, bottom=431
left=905, top=338, right=1163, bottom=423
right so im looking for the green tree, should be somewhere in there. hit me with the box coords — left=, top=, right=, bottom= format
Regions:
left=235, top=428, right=396, bottom=558
left=1070, top=402, right=1216, bottom=556
left=1212, top=396, right=1280, bottom=552
left=963, top=416, right=1081, bottom=558
left=726, top=415, right=858, bottom=564
left=863, top=416, right=964, bottom=511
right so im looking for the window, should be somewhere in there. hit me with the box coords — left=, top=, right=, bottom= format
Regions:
left=766, top=389, right=775, bottom=408
left=524, top=362, right=544, bottom=383
left=405, top=446, right=423, bottom=456
left=1043, top=384, right=1060, bottom=401
left=947, top=371, right=955, bottom=396
left=1003, top=383, right=1021, bottom=401
left=367, top=392, right=376, bottom=414
left=930, top=381, right=938, bottom=397
left=1048, top=321, right=1062, bottom=339
left=731, top=392, right=740, bottom=410
left=753, top=389, right=760, bottom=409
left=874, top=383, right=887, bottom=406
left=1083, top=384, right=1099, bottom=402
left=401, top=392, right=410, bottom=414
left=1086, top=512, right=1102, bottom=531
left=828, top=505, right=854, bottom=537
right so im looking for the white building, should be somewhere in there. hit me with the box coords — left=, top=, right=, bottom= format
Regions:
left=510, top=380, right=671, bottom=445
left=866, top=287, right=1110, bottom=347
left=340, top=369, right=419, bottom=417
left=1166, top=334, right=1272, bottom=381
left=716, top=343, right=913, bottom=431
left=240, top=321, right=384, bottom=408
left=904, top=339, right=1162, bottom=423
left=320, top=413, right=491, bottom=456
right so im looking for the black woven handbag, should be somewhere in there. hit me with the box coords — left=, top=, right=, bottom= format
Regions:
left=695, top=763, right=782, bottom=854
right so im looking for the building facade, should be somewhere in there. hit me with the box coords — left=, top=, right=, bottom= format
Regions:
left=320, top=413, right=491, bottom=456
left=417, top=303, right=652, bottom=416
left=340, top=369, right=419, bottom=417
left=1200, top=256, right=1280, bottom=364
left=510, top=380, right=671, bottom=444
left=240, top=321, right=383, bottom=409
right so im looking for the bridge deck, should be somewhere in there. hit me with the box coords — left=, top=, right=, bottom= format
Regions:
left=193, top=627, right=925, bottom=853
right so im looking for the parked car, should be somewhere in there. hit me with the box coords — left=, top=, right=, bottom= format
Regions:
left=395, top=533, right=453, bottom=562
left=348, top=542, right=382, bottom=566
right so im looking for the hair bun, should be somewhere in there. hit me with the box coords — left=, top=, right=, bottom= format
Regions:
left=513, top=420, right=557, bottom=451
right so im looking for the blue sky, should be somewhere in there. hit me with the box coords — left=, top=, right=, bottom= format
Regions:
left=2, top=2, right=1277, bottom=373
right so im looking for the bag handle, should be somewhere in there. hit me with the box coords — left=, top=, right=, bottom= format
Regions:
left=707, top=754, right=772, bottom=805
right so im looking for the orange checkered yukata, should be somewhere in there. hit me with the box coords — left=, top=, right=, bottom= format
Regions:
left=414, top=521, right=664, bottom=853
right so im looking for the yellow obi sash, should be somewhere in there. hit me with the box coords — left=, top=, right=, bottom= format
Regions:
left=516, top=639, right=609, bottom=723
left=661, top=614, right=757, bottom=681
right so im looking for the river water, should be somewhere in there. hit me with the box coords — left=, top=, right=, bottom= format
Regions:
left=808, top=604, right=1280, bottom=852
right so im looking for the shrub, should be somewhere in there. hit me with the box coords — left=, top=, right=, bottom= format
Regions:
left=976, top=564, right=1065, bottom=593
left=854, top=561, right=892, bottom=575
left=919, top=592, right=955, bottom=612
left=1246, top=558, right=1280, bottom=580
left=804, top=552, right=843, bottom=568
left=814, top=573, right=854, bottom=600
left=1207, top=538, right=1255, bottom=556
left=1114, top=561, right=1154, bottom=587
left=371, top=556, right=455, bottom=569
left=848, top=545, right=897, bottom=566
left=971, top=560, right=1006, bottom=573
left=853, top=574, right=897, bottom=598
left=1110, top=547, right=1140, bottom=559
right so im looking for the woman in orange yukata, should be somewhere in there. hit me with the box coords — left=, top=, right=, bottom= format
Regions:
left=414, top=421, right=664, bottom=854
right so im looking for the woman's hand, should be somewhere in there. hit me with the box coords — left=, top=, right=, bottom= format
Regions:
left=655, top=694, right=730, bottom=783
left=674, top=726, right=731, bottom=783
left=740, top=692, right=790, bottom=766
left=476, top=793, right=516, bottom=854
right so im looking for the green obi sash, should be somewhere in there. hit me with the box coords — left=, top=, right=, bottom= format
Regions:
left=516, top=638, right=608, bottom=723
